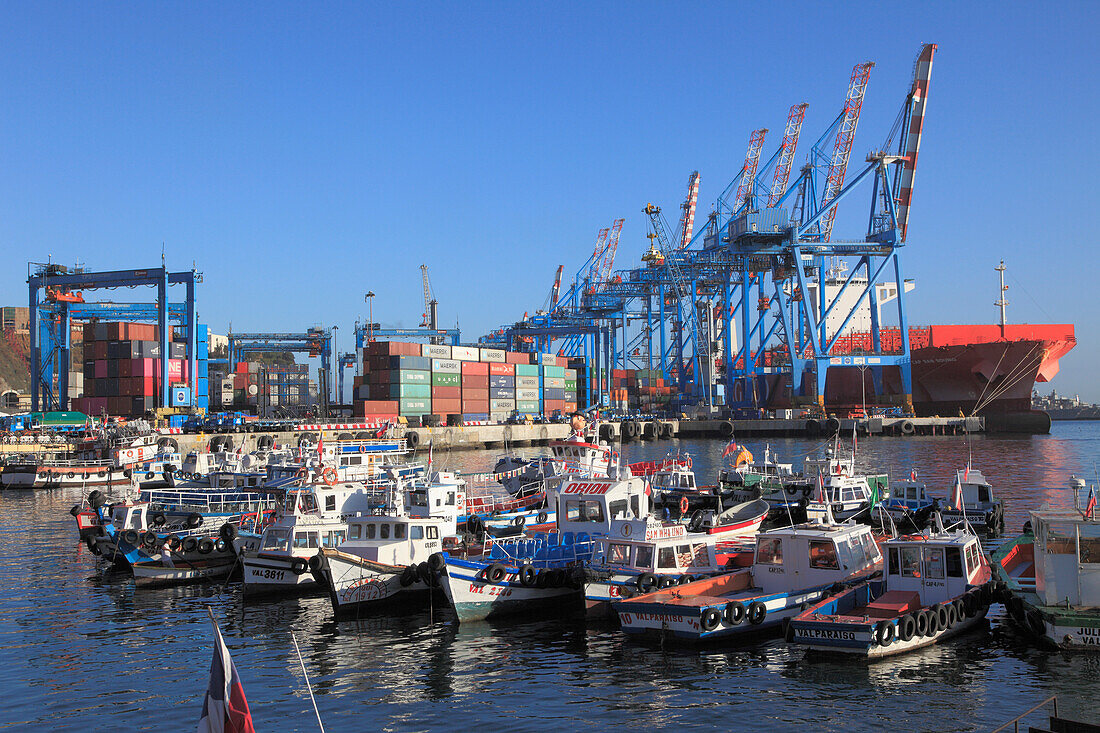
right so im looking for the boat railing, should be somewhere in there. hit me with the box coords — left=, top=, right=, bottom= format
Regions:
left=485, top=531, right=596, bottom=566
left=990, top=696, right=1059, bottom=733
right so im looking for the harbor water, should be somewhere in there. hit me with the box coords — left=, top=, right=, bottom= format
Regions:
left=4, top=422, right=1100, bottom=731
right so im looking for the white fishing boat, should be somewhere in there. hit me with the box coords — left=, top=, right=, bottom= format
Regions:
left=790, top=518, right=993, bottom=658
left=938, top=467, right=1004, bottom=535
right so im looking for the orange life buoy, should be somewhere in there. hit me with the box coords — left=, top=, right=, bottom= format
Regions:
left=679, top=495, right=689, bottom=515
left=685, top=456, right=693, bottom=469
left=321, top=467, right=338, bottom=487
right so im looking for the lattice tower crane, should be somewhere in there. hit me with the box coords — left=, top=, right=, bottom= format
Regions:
left=676, top=171, right=701, bottom=249
left=768, top=104, right=808, bottom=207
left=419, top=264, right=436, bottom=328
left=594, top=218, right=624, bottom=291
left=734, top=129, right=768, bottom=211
left=893, top=44, right=935, bottom=243
left=819, top=62, right=874, bottom=242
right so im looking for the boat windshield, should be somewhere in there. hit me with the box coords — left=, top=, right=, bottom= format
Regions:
left=262, top=529, right=290, bottom=551
left=634, top=545, right=653, bottom=569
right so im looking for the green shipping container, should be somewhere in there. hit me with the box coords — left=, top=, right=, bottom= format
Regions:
left=389, top=383, right=431, bottom=399
left=516, top=400, right=540, bottom=411
left=564, top=380, right=577, bottom=390
left=398, top=369, right=431, bottom=384
left=541, top=365, right=566, bottom=378
left=514, top=365, right=539, bottom=377
left=432, top=372, right=461, bottom=386
left=399, top=398, right=431, bottom=414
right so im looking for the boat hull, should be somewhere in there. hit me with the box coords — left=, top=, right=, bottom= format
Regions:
left=440, top=557, right=580, bottom=623
left=241, top=553, right=317, bottom=595
left=318, top=550, right=437, bottom=616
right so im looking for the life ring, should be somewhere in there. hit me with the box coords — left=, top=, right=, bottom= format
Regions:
left=701, top=608, right=722, bottom=631
left=400, top=565, right=418, bottom=587
left=290, top=558, right=308, bottom=575
left=679, top=496, right=690, bottom=516
left=685, top=456, right=693, bottom=469
left=198, top=538, right=215, bottom=555
left=875, top=620, right=896, bottom=646
left=485, top=563, right=507, bottom=584
left=747, top=601, right=767, bottom=625
left=635, top=572, right=657, bottom=592
left=519, top=565, right=537, bottom=587
left=321, top=467, right=338, bottom=487
left=898, top=613, right=917, bottom=642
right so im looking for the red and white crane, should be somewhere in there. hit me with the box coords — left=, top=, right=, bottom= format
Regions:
left=595, top=219, right=625, bottom=290
left=676, top=171, right=701, bottom=249
left=768, top=103, right=808, bottom=208
left=734, top=128, right=768, bottom=211
left=894, top=43, right=936, bottom=242
left=819, top=61, right=874, bottom=241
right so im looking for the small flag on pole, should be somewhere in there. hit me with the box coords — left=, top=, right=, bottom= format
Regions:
left=198, top=610, right=255, bottom=733
left=721, top=440, right=738, bottom=458
left=951, top=476, right=964, bottom=511
left=816, top=474, right=827, bottom=504
left=1086, top=486, right=1096, bottom=519
left=909, top=469, right=917, bottom=481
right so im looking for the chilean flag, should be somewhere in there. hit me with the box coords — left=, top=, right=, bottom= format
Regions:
left=950, top=476, right=964, bottom=511
left=1086, top=486, right=1096, bottom=519
left=197, top=616, right=255, bottom=733
left=816, top=474, right=828, bottom=504
left=721, top=440, right=738, bottom=458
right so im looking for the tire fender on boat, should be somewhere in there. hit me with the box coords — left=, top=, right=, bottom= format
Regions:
left=307, top=554, right=323, bottom=573
left=290, top=558, right=308, bottom=575
left=186, top=513, right=203, bottom=529
left=875, top=620, right=896, bottom=647
left=518, top=565, right=537, bottom=587
left=198, top=538, right=215, bottom=555
left=635, top=572, right=657, bottom=593
left=485, top=563, right=507, bottom=584
left=898, top=613, right=917, bottom=642
left=724, top=601, right=746, bottom=626
left=701, top=608, right=722, bottom=631
left=400, top=565, right=418, bottom=587
left=915, top=609, right=931, bottom=637
left=747, top=601, right=767, bottom=625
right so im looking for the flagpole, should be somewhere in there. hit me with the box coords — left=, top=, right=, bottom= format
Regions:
left=291, top=632, right=326, bottom=733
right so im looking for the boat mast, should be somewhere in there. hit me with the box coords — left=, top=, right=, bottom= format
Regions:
left=995, top=260, right=1009, bottom=336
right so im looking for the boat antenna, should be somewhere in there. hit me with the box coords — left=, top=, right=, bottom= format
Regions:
left=290, top=631, right=327, bottom=732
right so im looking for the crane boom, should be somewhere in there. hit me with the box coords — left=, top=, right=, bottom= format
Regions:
left=676, top=171, right=701, bottom=249
left=595, top=218, right=624, bottom=290
left=548, top=265, right=564, bottom=309
left=768, top=103, right=808, bottom=207
left=419, top=264, right=435, bottom=328
left=894, top=44, right=936, bottom=242
left=734, top=129, right=768, bottom=211
left=820, top=62, right=874, bottom=241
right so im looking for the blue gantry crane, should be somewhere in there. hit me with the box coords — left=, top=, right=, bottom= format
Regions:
left=27, top=263, right=203, bottom=412
left=228, top=328, right=335, bottom=412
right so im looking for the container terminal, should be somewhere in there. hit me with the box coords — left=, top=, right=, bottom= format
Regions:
left=0, top=43, right=1077, bottom=444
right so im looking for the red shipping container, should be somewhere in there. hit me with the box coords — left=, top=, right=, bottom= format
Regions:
left=93, top=342, right=108, bottom=360
left=167, top=359, right=182, bottom=381
left=564, top=402, right=577, bottom=412
left=140, top=377, right=157, bottom=396
left=431, top=386, right=461, bottom=400
left=358, top=400, right=399, bottom=415
left=433, top=398, right=461, bottom=414
left=488, top=362, right=515, bottom=376
left=462, top=400, right=490, bottom=413
left=119, top=359, right=133, bottom=378
left=236, top=362, right=249, bottom=374
left=460, top=361, right=489, bottom=375
left=462, top=388, right=489, bottom=402
left=94, top=360, right=108, bottom=379
left=544, top=399, right=567, bottom=410
left=461, top=375, right=489, bottom=389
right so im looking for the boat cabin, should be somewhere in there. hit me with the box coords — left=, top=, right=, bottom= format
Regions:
left=548, top=436, right=616, bottom=477
left=804, top=450, right=854, bottom=478
left=650, top=465, right=698, bottom=494
left=1030, top=508, right=1100, bottom=607
left=551, top=477, right=651, bottom=537
left=952, top=469, right=995, bottom=508
left=404, top=472, right=463, bottom=533
left=888, top=480, right=932, bottom=509
left=109, top=502, right=150, bottom=531
left=206, top=470, right=268, bottom=490
left=594, top=519, right=720, bottom=575
left=279, top=482, right=380, bottom=520
left=883, top=530, right=985, bottom=606
left=337, top=515, right=448, bottom=566
left=752, top=523, right=882, bottom=594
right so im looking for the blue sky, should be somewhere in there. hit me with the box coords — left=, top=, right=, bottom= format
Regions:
left=2, top=2, right=1097, bottom=400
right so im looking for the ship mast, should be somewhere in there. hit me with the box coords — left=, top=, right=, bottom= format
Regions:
left=994, top=260, right=1009, bottom=335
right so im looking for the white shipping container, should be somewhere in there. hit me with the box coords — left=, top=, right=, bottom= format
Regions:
left=544, top=377, right=566, bottom=389
left=479, top=348, right=505, bottom=363
left=421, top=343, right=452, bottom=359
left=490, top=399, right=515, bottom=411
left=516, top=376, right=540, bottom=388
left=450, top=345, right=479, bottom=361
left=431, top=359, right=461, bottom=373
left=516, top=388, right=540, bottom=401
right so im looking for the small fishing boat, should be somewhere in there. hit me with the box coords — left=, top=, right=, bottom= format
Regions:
left=614, top=520, right=883, bottom=643
left=789, top=520, right=994, bottom=658
left=131, top=553, right=237, bottom=587
left=804, top=468, right=885, bottom=524
left=880, top=474, right=938, bottom=530
left=582, top=518, right=755, bottom=619
left=991, top=477, right=1100, bottom=650
left=938, top=467, right=1005, bottom=535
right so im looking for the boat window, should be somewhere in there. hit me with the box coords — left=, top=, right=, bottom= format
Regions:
left=395, top=524, right=407, bottom=540
left=680, top=474, right=692, bottom=488
left=924, top=548, right=945, bottom=579
left=945, top=547, right=964, bottom=577
left=380, top=524, right=390, bottom=540
left=447, top=492, right=456, bottom=506
left=859, top=532, right=880, bottom=563
left=333, top=530, right=345, bottom=546
left=609, top=500, right=628, bottom=519
left=294, top=532, right=310, bottom=549
left=965, top=544, right=979, bottom=575
left=809, top=540, right=840, bottom=570
left=630, top=495, right=641, bottom=518
left=608, top=543, right=631, bottom=564
left=286, top=495, right=297, bottom=512
left=365, top=524, right=376, bottom=539
left=427, top=526, right=438, bottom=539
left=410, top=526, right=424, bottom=540
left=977, top=486, right=990, bottom=503
left=900, top=547, right=922, bottom=577
left=888, top=547, right=900, bottom=575
left=325, top=495, right=336, bottom=512
left=565, top=500, right=605, bottom=523
left=307, top=533, right=318, bottom=549
left=262, top=529, right=290, bottom=550
left=634, top=545, right=654, bottom=569
left=299, top=494, right=317, bottom=513
left=657, top=547, right=676, bottom=569
left=349, top=525, right=361, bottom=540
left=756, top=538, right=783, bottom=565
left=690, top=543, right=710, bottom=567
left=906, top=487, right=917, bottom=500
